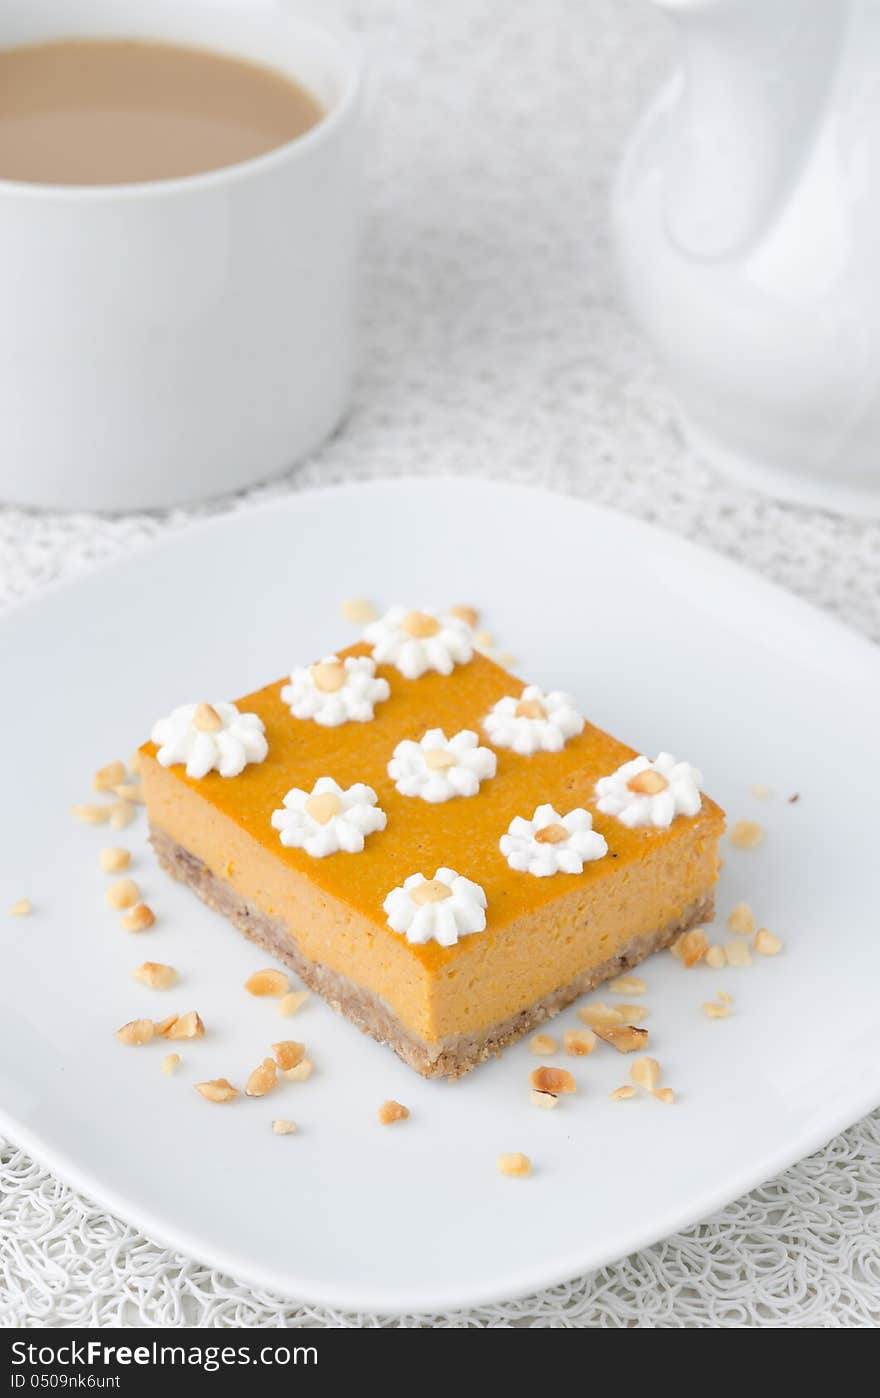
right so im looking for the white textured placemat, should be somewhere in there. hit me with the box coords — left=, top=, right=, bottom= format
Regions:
left=2, top=0, right=879, bottom=1329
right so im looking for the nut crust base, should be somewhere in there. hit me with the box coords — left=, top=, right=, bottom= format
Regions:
left=150, top=826, right=713, bottom=1079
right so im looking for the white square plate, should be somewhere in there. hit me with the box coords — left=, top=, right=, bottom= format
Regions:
left=2, top=478, right=878, bottom=1313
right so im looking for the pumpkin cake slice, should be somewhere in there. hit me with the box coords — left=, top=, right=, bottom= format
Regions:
left=139, top=608, right=724, bottom=1078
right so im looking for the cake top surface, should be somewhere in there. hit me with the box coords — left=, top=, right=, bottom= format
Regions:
left=142, top=643, right=724, bottom=965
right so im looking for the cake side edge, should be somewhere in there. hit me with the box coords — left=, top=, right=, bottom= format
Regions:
left=150, top=825, right=713, bottom=1080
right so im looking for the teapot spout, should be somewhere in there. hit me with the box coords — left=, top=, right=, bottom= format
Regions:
left=654, top=0, right=846, bottom=257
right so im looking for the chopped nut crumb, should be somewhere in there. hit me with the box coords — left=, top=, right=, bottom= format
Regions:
left=105, top=877, right=140, bottom=910
left=112, top=782, right=144, bottom=804
left=615, top=1003, right=649, bottom=1023
left=133, top=961, right=177, bottom=990
left=162, top=1010, right=205, bottom=1040
left=8, top=898, right=31, bottom=917
left=496, top=652, right=517, bottom=668
left=578, top=1002, right=625, bottom=1029
left=530, top=1065, right=576, bottom=1094
left=533, top=823, right=569, bottom=847
left=246, top=1057, right=278, bottom=1097
left=629, top=769, right=669, bottom=796
left=750, top=784, right=772, bottom=800
left=672, top=927, right=709, bottom=967
left=284, top=1057, right=314, bottom=1082
left=423, top=748, right=458, bottom=772
left=705, top=945, right=727, bottom=969
left=72, top=803, right=110, bottom=825
left=378, top=1099, right=409, bottom=1125
left=277, top=990, right=310, bottom=1016
left=497, top=1152, right=531, bottom=1178
left=161, top=1053, right=180, bottom=1075
left=115, top=1018, right=154, bottom=1046
left=703, top=1002, right=733, bottom=1020
left=563, top=1029, right=596, bottom=1057
left=594, top=1024, right=649, bottom=1054
left=515, top=698, right=546, bottom=720
left=272, top=1118, right=298, bottom=1135
left=244, top=968, right=290, bottom=997
left=341, top=597, right=378, bottom=624
left=272, top=1040, right=305, bottom=1071
left=100, top=846, right=130, bottom=873
left=754, top=926, right=783, bottom=956
left=402, top=610, right=440, bottom=639
left=192, top=702, right=223, bottom=733
left=529, top=1032, right=558, bottom=1055
left=448, top=604, right=479, bottom=628
left=729, top=819, right=765, bottom=850
left=609, top=975, right=647, bottom=996
left=94, top=761, right=126, bottom=793
left=725, top=939, right=753, bottom=968
left=728, top=901, right=756, bottom=936
left=717, top=990, right=734, bottom=1004
left=609, top=1085, right=637, bottom=1101
left=129, top=750, right=142, bottom=777
left=195, top=1078, right=238, bottom=1103
left=109, top=801, right=136, bottom=830
left=473, top=628, right=495, bottom=650
left=530, top=1089, right=559, bottom=1110
left=410, top=878, right=452, bottom=909
left=630, top=1056, right=660, bottom=1091
left=120, top=902, right=155, bottom=932
left=305, top=789, right=345, bottom=824
left=652, top=1088, right=675, bottom=1104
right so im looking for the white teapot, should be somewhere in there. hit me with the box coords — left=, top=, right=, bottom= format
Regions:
left=613, top=0, right=880, bottom=515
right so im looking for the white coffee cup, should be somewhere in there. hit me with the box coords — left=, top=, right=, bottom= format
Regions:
left=0, top=1, right=361, bottom=511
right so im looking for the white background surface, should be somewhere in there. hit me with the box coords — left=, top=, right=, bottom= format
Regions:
left=6, top=477, right=880, bottom=1318
left=1, top=0, right=879, bottom=1329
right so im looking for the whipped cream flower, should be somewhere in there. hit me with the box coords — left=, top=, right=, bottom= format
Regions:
left=281, top=654, right=390, bottom=727
left=363, top=606, right=473, bottom=680
left=483, top=684, right=584, bottom=755
left=500, top=804, right=608, bottom=877
left=387, top=728, right=497, bottom=803
left=594, top=753, right=703, bottom=829
left=383, top=868, right=487, bottom=947
left=271, top=777, right=387, bottom=857
left=151, top=702, right=268, bottom=779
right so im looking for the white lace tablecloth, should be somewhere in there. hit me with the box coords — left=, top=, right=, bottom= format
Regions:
left=2, top=0, right=879, bottom=1329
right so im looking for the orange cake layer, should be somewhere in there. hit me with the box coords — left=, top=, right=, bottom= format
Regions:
left=140, top=647, right=724, bottom=1050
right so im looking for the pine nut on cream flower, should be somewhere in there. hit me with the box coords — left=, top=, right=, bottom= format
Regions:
left=594, top=753, right=703, bottom=829
left=363, top=606, right=473, bottom=679
left=387, top=728, right=496, bottom=802
left=150, top=702, right=267, bottom=778
left=271, top=777, right=386, bottom=857
left=281, top=653, right=390, bottom=726
left=500, top=804, right=607, bottom=876
left=384, top=869, right=487, bottom=947
left=483, top=684, right=584, bottom=754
